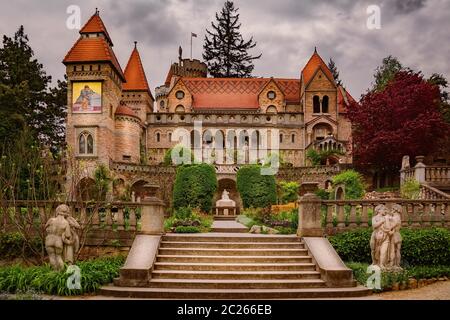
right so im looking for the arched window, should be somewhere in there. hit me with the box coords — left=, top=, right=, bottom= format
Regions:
left=79, top=132, right=94, bottom=155
left=168, top=132, right=172, bottom=142
left=322, top=95, right=329, bottom=113
left=279, top=133, right=283, bottom=143
left=291, top=134, right=295, bottom=143
left=266, top=105, right=277, bottom=114
left=156, top=132, right=161, bottom=142
left=175, top=105, right=185, bottom=113
left=313, top=95, right=320, bottom=113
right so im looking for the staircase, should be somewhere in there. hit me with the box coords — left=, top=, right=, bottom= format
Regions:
left=101, top=233, right=370, bottom=298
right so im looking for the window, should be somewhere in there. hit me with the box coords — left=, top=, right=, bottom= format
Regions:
left=291, top=134, right=295, bottom=143
left=156, top=133, right=161, bottom=142
left=73, top=66, right=77, bottom=72
left=322, top=95, right=329, bottom=113
left=89, top=65, right=93, bottom=71
left=109, top=104, right=113, bottom=118
left=98, top=65, right=101, bottom=71
left=175, top=105, right=185, bottom=113
left=266, top=105, right=277, bottom=114
left=175, top=90, right=185, bottom=99
left=313, top=95, right=320, bottom=113
left=279, top=133, right=283, bottom=143
left=122, top=155, right=131, bottom=161
left=79, top=132, right=94, bottom=155
left=160, top=100, right=165, bottom=108
left=267, top=91, right=276, bottom=100
left=168, top=132, right=172, bottom=141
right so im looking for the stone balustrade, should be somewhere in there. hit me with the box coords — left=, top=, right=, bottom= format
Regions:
left=419, top=184, right=450, bottom=200
left=425, top=166, right=450, bottom=185
left=298, top=194, right=450, bottom=236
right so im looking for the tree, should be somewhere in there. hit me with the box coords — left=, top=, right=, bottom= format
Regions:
left=428, top=73, right=450, bottom=124
left=372, top=55, right=404, bottom=91
left=203, top=1, right=261, bottom=78
left=0, top=26, right=67, bottom=152
left=236, top=165, right=277, bottom=208
left=172, top=164, right=218, bottom=212
left=348, top=70, right=450, bottom=171
left=327, top=58, right=342, bottom=86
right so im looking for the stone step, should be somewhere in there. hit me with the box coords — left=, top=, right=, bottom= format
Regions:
left=151, top=270, right=321, bottom=280
left=210, top=227, right=248, bottom=233
left=213, top=215, right=238, bottom=221
left=156, top=255, right=312, bottom=263
left=158, top=248, right=308, bottom=256
left=162, top=234, right=301, bottom=243
left=147, top=278, right=327, bottom=289
left=159, top=241, right=304, bottom=249
left=153, top=262, right=317, bottom=271
left=100, top=285, right=372, bottom=299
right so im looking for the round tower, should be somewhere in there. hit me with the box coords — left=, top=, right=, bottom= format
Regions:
left=114, top=103, right=142, bottom=163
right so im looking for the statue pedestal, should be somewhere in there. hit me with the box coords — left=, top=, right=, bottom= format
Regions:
left=215, top=189, right=236, bottom=216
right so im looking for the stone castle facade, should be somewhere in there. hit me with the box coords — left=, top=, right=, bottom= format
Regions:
left=63, top=11, right=354, bottom=202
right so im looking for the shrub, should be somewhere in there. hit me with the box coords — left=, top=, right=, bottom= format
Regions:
left=0, top=233, right=43, bottom=259
left=277, top=181, right=299, bottom=204
left=329, top=227, right=450, bottom=265
left=400, top=178, right=420, bottom=199
left=315, top=188, right=330, bottom=200
left=331, top=169, right=365, bottom=199
left=163, top=144, right=195, bottom=166
left=0, top=256, right=125, bottom=296
left=174, top=226, right=201, bottom=233
left=306, top=149, right=321, bottom=166
left=172, top=164, right=217, bottom=212
left=236, top=165, right=277, bottom=208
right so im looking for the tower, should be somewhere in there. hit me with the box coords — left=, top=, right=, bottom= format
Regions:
left=63, top=10, right=125, bottom=196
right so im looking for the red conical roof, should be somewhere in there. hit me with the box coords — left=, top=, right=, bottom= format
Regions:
left=80, top=11, right=113, bottom=45
left=115, top=103, right=140, bottom=120
left=123, top=43, right=150, bottom=93
left=301, top=48, right=335, bottom=86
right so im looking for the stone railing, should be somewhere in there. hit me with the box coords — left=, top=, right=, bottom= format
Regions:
left=297, top=195, right=450, bottom=236
left=213, top=206, right=239, bottom=216
left=425, top=166, right=450, bottom=186
left=110, top=161, right=176, bottom=174
left=419, top=184, right=450, bottom=200
left=0, top=199, right=165, bottom=246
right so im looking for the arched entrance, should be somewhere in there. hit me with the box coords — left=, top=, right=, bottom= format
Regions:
left=131, top=180, right=151, bottom=202
left=76, top=177, right=97, bottom=201
left=215, top=178, right=241, bottom=211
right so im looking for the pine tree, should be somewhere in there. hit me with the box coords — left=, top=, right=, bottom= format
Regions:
left=203, top=1, right=261, bottom=78
left=0, top=26, right=67, bottom=152
left=372, top=55, right=404, bottom=92
left=327, top=58, right=342, bottom=86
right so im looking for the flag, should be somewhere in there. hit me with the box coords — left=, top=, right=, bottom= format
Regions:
left=191, top=32, right=197, bottom=38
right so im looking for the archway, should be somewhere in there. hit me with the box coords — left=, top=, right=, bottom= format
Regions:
left=130, top=179, right=153, bottom=202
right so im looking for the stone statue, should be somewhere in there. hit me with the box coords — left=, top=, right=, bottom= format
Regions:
left=222, top=189, right=230, bottom=200
left=389, top=204, right=403, bottom=269
left=370, top=204, right=403, bottom=270
left=45, top=204, right=80, bottom=270
left=401, top=155, right=410, bottom=170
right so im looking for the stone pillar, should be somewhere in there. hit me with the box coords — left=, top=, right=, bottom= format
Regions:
left=139, top=183, right=165, bottom=235
left=414, top=155, right=426, bottom=184
left=297, top=193, right=324, bottom=237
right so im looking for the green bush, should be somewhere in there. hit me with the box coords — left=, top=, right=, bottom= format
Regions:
left=277, top=181, right=299, bottom=204
left=315, top=188, right=330, bottom=200
left=240, top=208, right=297, bottom=234
left=331, top=169, right=365, bottom=199
left=400, top=178, right=420, bottom=199
left=0, top=256, right=125, bottom=296
left=174, top=226, right=201, bottom=233
left=237, top=165, right=277, bottom=208
left=163, top=144, right=195, bottom=166
left=346, top=262, right=450, bottom=291
left=330, top=227, right=450, bottom=265
left=172, top=164, right=217, bottom=212
left=0, top=233, right=43, bottom=259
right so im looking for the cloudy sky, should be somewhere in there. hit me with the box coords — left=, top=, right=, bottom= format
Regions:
left=0, top=0, right=449, bottom=98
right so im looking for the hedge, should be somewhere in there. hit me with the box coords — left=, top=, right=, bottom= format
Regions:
left=236, top=165, right=277, bottom=208
left=329, top=227, right=450, bottom=266
left=172, top=164, right=217, bottom=212
left=331, top=169, right=365, bottom=199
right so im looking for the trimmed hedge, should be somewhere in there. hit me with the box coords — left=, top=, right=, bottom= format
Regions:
left=0, top=256, right=125, bottom=296
left=236, top=165, right=277, bottom=208
left=329, top=227, right=450, bottom=266
left=172, top=164, right=218, bottom=212
left=331, top=169, right=365, bottom=199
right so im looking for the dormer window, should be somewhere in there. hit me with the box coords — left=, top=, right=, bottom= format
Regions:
left=176, top=90, right=185, bottom=99
left=267, top=91, right=276, bottom=100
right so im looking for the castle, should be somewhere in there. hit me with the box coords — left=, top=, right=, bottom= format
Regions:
left=63, top=11, right=354, bottom=204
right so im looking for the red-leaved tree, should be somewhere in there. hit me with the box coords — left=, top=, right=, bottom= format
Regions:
left=348, top=70, right=450, bottom=171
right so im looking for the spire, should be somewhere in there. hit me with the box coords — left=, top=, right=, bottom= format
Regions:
left=80, top=10, right=113, bottom=46
left=301, top=47, right=334, bottom=86
left=123, top=43, right=151, bottom=94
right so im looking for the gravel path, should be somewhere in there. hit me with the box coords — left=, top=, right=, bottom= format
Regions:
left=374, top=280, right=450, bottom=300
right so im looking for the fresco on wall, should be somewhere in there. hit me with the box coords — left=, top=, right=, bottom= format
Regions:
left=72, top=82, right=102, bottom=113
